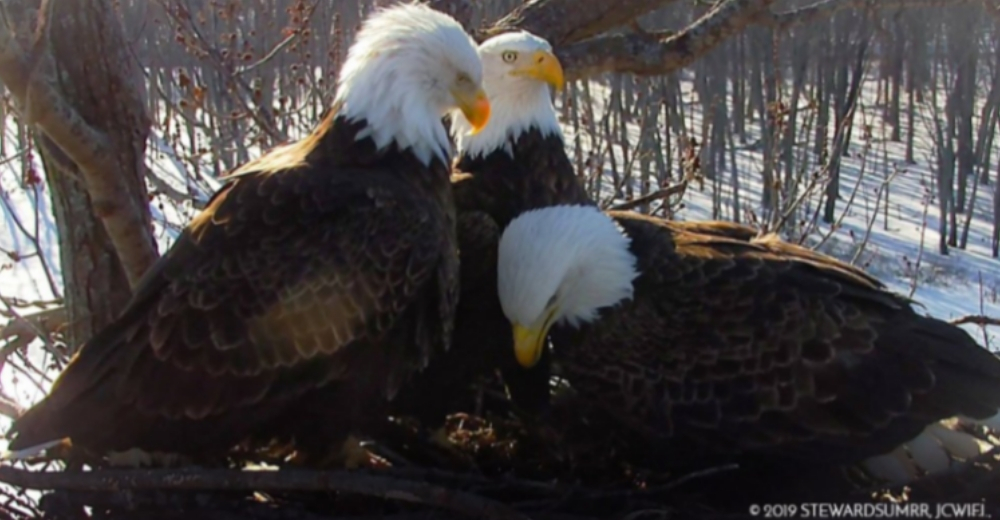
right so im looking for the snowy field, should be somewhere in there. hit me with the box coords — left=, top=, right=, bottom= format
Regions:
left=2, top=73, right=1000, bottom=437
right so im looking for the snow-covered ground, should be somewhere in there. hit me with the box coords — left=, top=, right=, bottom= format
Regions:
left=2, top=73, right=1000, bottom=437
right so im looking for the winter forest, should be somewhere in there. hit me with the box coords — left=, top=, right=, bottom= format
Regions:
left=2, top=0, right=1000, bottom=518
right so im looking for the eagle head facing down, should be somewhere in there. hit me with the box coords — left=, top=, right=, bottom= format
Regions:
left=497, top=205, right=639, bottom=368
left=336, top=3, right=491, bottom=166
left=452, top=31, right=565, bottom=159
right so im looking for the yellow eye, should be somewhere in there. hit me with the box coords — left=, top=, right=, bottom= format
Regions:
left=502, top=51, right=517, bottom=63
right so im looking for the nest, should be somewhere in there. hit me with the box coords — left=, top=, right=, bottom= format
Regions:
left=0, top=411, right=997, bottom=520
left=4, top=383, right=1000, bottom=520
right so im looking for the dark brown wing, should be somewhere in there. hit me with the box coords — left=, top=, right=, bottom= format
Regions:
left=664, top=219, right=761, bottom=242
left=447, top=130, right=591, bottom=411
left=390, top=159, right=578, bottom=424
left=450, top=173, right=505, bottom=286
left=10, top=163, right=453, bottom=454
left=452, top=128, right=592, bottom=226
left=392, top=173, right=542, bottom=422
left=557, top=211, right=1000, bottom=466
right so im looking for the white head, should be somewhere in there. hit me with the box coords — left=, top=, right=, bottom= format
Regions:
left=334, top=3, right=491, bottom=166
left=497, top=205, right=640, bottom=368
left=452, top=31, right=564, bottom=159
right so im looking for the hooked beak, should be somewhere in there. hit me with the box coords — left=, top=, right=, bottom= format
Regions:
left=512, top=306, right=558, bottom=368
left=452, top=84, right=491, bottom=135
left=512, top=50, right=565, bottom=93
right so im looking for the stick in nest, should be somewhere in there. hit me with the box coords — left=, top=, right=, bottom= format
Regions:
left=0, top=467, right=530, bottom=520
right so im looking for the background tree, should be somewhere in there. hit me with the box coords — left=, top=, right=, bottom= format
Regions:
left=0, top=0, right=156, bottom=347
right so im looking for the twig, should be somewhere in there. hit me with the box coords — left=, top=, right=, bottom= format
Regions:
left=850, top=163, right=905, bottom=265
left=0, top=392, right=22, bottom=420
left=234, top=0, right=321, bottom=77
left=608, top=182, right=689, bottom=211
left=157, top=0, right=289, bottom=142
left=654, top=463, right=740, bottom=492
left=0, top=300, right=65, bottom=363
left=908, top=183, right=932, bottom=299
left=235, top=33, right=299, bottom=76
left=979, top=272, right=990, bottom=349
left=0, top=186, right=62, bottom=299
left=950, top=315, right=1000, bottom=327
left=0, top=467, right=530, bottom=520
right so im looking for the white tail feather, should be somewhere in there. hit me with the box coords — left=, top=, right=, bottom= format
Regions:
left=863, top=448, right=921, bottom=484
left=861, top=413, right=1000, bottom=484
left=904, top=432, right=950, bottom=474
left=926, top=422, right=992, bottom=459
left=958, top=411, right=1000, bottom=430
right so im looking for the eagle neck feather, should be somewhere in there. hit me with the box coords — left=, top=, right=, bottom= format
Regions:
left=226, top=102, right=450, bottom=189
left=454, top=82, right=559, bottom=160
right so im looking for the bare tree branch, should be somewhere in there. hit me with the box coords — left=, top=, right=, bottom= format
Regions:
left=558, top=0, right=776, bottom=81
left=425, top=0, right=477, bottom=29
left=951, top=315, right=1000, bottom=328
left=548, top=0, right=992, bottom=80
left=0, top=467, right=529, bottom=520
left=487, top=0, right=680, bottom=45
left=159, top=0, right=287, bottom=143
left=607, top=181, right=689, bottom=211
left=0, top=305, right=66, bottom=349
left=766, top=0, right=993, bottom=30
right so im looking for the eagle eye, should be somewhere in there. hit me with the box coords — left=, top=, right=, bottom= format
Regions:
left=502, top=51, right=518, bottom=63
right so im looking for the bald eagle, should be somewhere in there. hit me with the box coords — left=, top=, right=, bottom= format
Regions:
left=392, top=29, right=1000, bottom=484
left=391, top=31, right=764, bottom=424
left=497, top=204, right=1000, bottom=480
left=7, top=4, right=491, bottom=466
left=388, top=31, right=588, bottom=423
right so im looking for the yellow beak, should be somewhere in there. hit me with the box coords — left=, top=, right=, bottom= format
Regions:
left=452, top=85, right=491, bottom=135
left=513, top=50, right=565, bottom=92
left=512, top=306, right=558, bottom=368
left=513, top=324, right=547, bottom=368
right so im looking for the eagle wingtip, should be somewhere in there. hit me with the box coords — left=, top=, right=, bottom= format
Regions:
left=0, top=438, right=71, bottom=463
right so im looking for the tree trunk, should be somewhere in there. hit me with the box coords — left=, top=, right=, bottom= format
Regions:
left=38, top=135, right=135, bottom=347
left=952, top=9, right=978, bottom=214
left=887, top=16, right=903, bottom=142
left=1, top=0, right=156, bottom=346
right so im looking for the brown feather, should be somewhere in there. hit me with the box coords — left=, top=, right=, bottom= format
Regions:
left=392, top=128, right=591, bottom=423
left=547, top=211, right=1000, bottom=468
left=9, top=107, right=459, bottom=464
